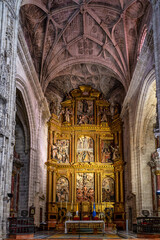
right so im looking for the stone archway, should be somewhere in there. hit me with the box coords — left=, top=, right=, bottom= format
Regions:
left=14, top=89, right=30, bottom=216
left=133, top=71, right=157, bottom=216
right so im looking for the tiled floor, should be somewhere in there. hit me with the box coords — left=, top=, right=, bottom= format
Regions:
left=34, top=230, right=121, bottom=239
left=32, top=230, right=137, bottom=239
left=7, top=230, right=160, bottom=240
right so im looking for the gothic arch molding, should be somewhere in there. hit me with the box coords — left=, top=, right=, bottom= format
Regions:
left=133, top=69, right=156, bottom=215
left=134, top=69, right=156, bottom=152
left=16, top=75, right=40, bottom=208
left=16, top=75, right=37, bottom=150
left=43, top=57, right=127, bottom=92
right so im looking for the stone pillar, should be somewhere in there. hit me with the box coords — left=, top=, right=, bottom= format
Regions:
left=151, top=0, right=160, bottom=145
left=0, top=1, right=19, bottom=238
left=150, top=1, right=160, bottom=215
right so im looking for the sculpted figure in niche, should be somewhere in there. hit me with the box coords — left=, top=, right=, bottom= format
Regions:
left=50, top=101, right=57, bottom=115
left=82, top=99, right=88, bottom=113
left=114, top=103, right=121, bottom=115
left=98, top=107, right=107, bottom=122
left=98, top=107, right=111, bottom=123
left=65, top=108, right=70, bottom=122
left=102, top=148, right=112, bottom=163
left=151, top=150, right=159, bottom=161
left=56, top=177, right=69, bottom=202
left=102, top=177, right=114, bottom=202
left=101, top=140, right=113, bottom=163
left=60, top=107, right=72, bottom=123
left=77, top=100, right=94, bottom=124
left=111, top=144, right=120, bottom=160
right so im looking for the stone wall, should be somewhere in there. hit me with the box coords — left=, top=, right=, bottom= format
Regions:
left=0, top=0, right=19, bottom=238
left=121, top=24, right=156, bottom=226
left=16, top=27, right=50, bottom=225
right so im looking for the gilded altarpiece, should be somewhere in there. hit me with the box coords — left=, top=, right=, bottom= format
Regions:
left=46, top=86, right=125, bottom=229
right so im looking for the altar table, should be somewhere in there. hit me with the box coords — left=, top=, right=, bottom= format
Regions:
left=65, top=220, right=105, bottom=234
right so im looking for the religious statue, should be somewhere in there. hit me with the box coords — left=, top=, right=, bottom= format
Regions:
left=111, top=144, right=120, bottom=160
left=50, top=101, right=57, bottom=115
left=98, top=106, right=111, bottom=123
left=77, top=100, right=94, bottom=124
left=102, top=148, right=112, bottom=163
left=60, top=107, right=72, bottom=123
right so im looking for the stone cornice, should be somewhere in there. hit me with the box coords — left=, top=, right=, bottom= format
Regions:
left=17, top=26, right=50, bottom=121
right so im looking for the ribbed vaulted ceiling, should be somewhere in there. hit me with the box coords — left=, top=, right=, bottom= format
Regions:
left=20, top=0, right=150, bottom=108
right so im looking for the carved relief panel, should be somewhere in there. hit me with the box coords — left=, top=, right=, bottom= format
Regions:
left=100, top=140, right=113, bottom=163
left=52, top=139, right=70, bottom=163
left=76, top=173, right=95, bottom=202
left=77, top=100, right=94, bottom=124
left=56, top=177, right=69, bottom=202
left=77, top=136, right=94, bottom=163
left=102, top=177, right=114, bottom=202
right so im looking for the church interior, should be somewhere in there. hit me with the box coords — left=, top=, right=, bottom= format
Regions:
left=1, top=0, right=160, bottom=239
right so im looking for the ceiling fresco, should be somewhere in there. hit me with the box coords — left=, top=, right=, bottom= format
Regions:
left=20, top=0, right=150, bottom=109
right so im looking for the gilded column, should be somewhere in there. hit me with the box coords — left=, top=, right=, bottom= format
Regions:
left=119, top=131, right=123, bottom=157
left=120, top=170, right=124, bottom=202
left=48, top=130, right=53, bottom=159
left=97, top=135, right=100, bottom=162
left=97, top=173, right=100, bottom=203
left=52, top=169, right=56, bottom=202
left=115, top=171, right=119, bottom=202
left=48, top=170, right=53, bottom=203
left=71, top=172, right=74, bottom=204
left=95, top=173, right=97, bottom=203
left=95, top=134, right=98, bottom=162
left=71, top=133, right=75, bottom=163
left=99, top=173, right=102, bottom=203
left=74, top=172, right=76, bottom=202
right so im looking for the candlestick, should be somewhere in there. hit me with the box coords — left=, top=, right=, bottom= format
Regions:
left=76, top=203, right=78, bottom=212
left=76, top=203, right=78, bottom=216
